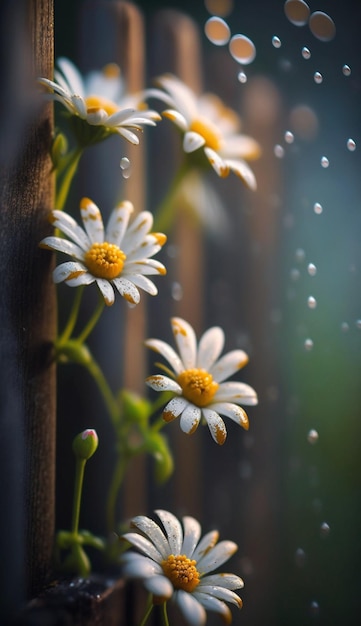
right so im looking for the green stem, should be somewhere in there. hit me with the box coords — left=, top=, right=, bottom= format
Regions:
left=161, top=602, right=170, bottom=626
left=83, top=354, right=119, bottom=425
left=106, top=453, right=128, bottom=534
left=153, top=161, right=190, bottom=233
left=139, top=598, right=154, bottom=626
left=58, top=287, right=84, bottom=345
left=76, top=297, right=105, bottom=345
left=71, top=458, right=86, bottom=535
left=56, top=148, right=83, bottom=211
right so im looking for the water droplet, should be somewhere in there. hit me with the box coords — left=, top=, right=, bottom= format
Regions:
left=309, top=11, right=336, bottom=42
left=307, top=296, right=317, bottom=309
left=120, top=156, right=132, bottom=178
left=295, top=248, right=305, bottom=262
left=341, top=322, right=350, bottom=332
left=310, top=601, right=320, bottom=616
left=289, top=104, right=319, bottom=141
left=307, top=428, right=319, bottom=444
left=284, top=0, right=310, bottom=26
left=347, top=138, right=356, bottom=151
left=284, top=130, right=294, bottom=144
left=238, top=71, right=248, bottom=83
left=313, top=202, right=323, bottom=214
left=171, top=281, right=183, bottom=301
left=204, top=16, right=231, bottom=45
left=290, top=268, right=300, bottom=281
left=229, top=34, right=256, bottom=64
left=205, top=0, right=234, bottom=17
left=295, top=547, right=306, bottom=567
left=302, top=46, right=311, bottom=59
left=320, top=522, right=330, bottom=536
left=314, top=71, right=323, bottom=84
left=307, top=263, right=317, bottom=276
left=274, top=144, right=285, bottom=158
left=342, top=64, right=351, bottom=76
left=356, top=319, right=361, bottom=330
left=320, top=156, right=329, bottom=168
left=304, top=338, right=314, bottom=351
left=272, top=35, right=282, bottom=48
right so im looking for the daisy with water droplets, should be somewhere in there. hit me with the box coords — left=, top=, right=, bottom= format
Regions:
left=38, top=57, right=161, bottom=144
left=148, top=73, right=260, bottom=188
left=145, top=317, right=257, bottom=444
left=121, top=509, right=244, bottom=626
left=40, top=197, right=167, bottom=306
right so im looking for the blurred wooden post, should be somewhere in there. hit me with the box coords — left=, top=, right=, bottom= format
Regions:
left=0, top=0, right=55, bottom=614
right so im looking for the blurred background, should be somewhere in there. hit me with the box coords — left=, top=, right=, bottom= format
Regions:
left=51, top=1, right=361, bottom=625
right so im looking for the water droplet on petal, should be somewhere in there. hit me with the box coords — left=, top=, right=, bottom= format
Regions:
left=284, top=0, right=310, bottom=27
left=238, top=71, right=248, bottom=83
left=285, top=130, right=294, bottom=144
left=347, top=138, right=356, bottom=151
left=314, top=71, right=323, bottom=84
left=307, top=428, right=319, bottom=444
left=304, top=338, right=314, bottom=350
left=342, top=64, right=351, bottom=76
left=302, top=46, right=311, bottom=59
left=320, top=522, right=330, bottom=536
left=307, top=263, right=317, bottom=276
left=320, top=156, right=329, bottom=168
left=309, top=11, right=336, bottom=42
left=274, top=144, right=285, bottom=158
left=120, top=156, right=132, bottom=179
left=229, top=34, right=256, bottom=64
left=272, top=35, right=282, bottom=48
left=313, top=202, right=323, bottom=214
left=205, top=16, right=231, bottom=45
left=307, top=296, right=317, bottom=309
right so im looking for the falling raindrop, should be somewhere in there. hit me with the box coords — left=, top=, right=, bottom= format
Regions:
left=272, top=35, right=282, bottom=48
left=307, top=296, right=317, bottom=309
left=320, top=156, right=329, bottom=168
left=342, top=64, right=351, bottom=76
left=204, top=0, right=233, bottom=17
left=309, top=11, right=336, bottom=42
left=314, top=71, right=323, bottom=84
left=307, top=263, right=317, bottom=276
left=320, top=522, right=330, bottom=537
left=204, top=16, right=231, bottom=45
left=238, top=71, right=248, bottom=83
left=347, top=138, right=356, bottom=152
left=356, top=319, right=361, bottom=330
left=284, top=0, right=310, bottom=26
left=295, top=248, right=305, bottom=262
left=171, top=282, right=183, bottom=301
left=274, top=144, right=285, bottom=158
left=120, top=156, right=132, bottom=179
left=304, top=338, right=314, bottom=351
left=294, top=548, right=306, bottom=567
left=290, top=268, right=300, bottom=281
left=229, top=34, right=256, bottom=64
left=313, top=202, right=323, bottom=214
left=307, top=428, right=319, bottom=444
left=284, top=130, right=294, bottom=144
left=301, top=46, right=311, bottom=59
left=341, top=322, right=350, bottom=332
left=310, top=601, right=320, bottom=616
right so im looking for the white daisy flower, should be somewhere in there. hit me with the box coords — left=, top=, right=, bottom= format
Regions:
left=121, top=509, right=244, bottom=626
left=147, top=73, right=260, bottom=188
left=38, top=57, right=161, bottom=144
left=40, top=197, right=167, bottom=306
left=145, top=317, right=258, bottom=444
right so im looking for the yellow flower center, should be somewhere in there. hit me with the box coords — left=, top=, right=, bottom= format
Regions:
left=161, top=554, right=200, bottom=592
left=177, top=368, right=219, bottom=407
left=85, top=95, right=119, bottom=116
left=84, top=242, right=126, bottom=279
left=190, top=117, right=222, bottom=151
left=102, top=63, right=121, bottom=79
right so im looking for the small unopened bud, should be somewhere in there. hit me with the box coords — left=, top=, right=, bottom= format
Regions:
left=72, top=429, right=99, bottom=460
left=51, top=132, right=68, bottom=168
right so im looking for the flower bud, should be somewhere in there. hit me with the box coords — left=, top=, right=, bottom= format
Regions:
left=72, top=428, right=99, bottom=460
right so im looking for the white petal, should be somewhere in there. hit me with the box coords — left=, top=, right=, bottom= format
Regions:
left=144, top=338, right=184, bottom=375
left=130, top=515, right=169, bottom=558
left=104, top=201, right=133, bottom=246
left=221, top=134, right=260, bottom=159
left=209, top=350, right=249, bottom=383
left=214, top=382, right=258, bottom=405
left=174, top=590, right=206, bottom=626
left=57, top=57, right=85, bottom=97
left=95, top=278, right=115, bottom=306
left=64, top=272, right=95, bottom=287
left=40, top=236, right=84, bottom=260
left=196, top=326, right=224, bottom=371
left=146, top=375, right=182, bottom=394
left=181, top=516, right=202, bottom=558
left=226, top=158, right=257, bottom=190
left=183, top=131, right=206, bottom=153
left=124, top=259, right=166, bottom=276
left=192, top=530, right=219, bottom=563
left=208, top=402, right=249, bottom=429
left=50, top=210, right=89, bottom=250
left=128, top=274, right=158, bottom=296
left=144, top=575, right=173, bottom=598
left=191, top=592, right=232, bottom=621
left=162, top=109, right=188, bottom=131
left=171, top=317, right=197, bottom=369
left=53, top=261, right=89, bottom=284
left=121, top=553, right=162, bottom=577
left=156, top=74, right=197, bottom=120
left=86, top=109, right=109, bottom=125
left=122, top=211, right=153, bottom=255
left=163, top=396, right=188, bottom=422
left=114, top=127, right=140, bottom=144
left=155, top=509, right=183, bottom=554
left=195, top=585, right=242, bottom=608
left=105, top=107, right=137, bottom=125
left=202, top=409, right=227, bottom=445
left=121, top=532, right=163, bottom=563
left=71, top=94, right=88, bottom=118
left=201, top=573, right=244, bottom=590
left=80, top=198, right=104, bottom=243
left=204, top=147, right=230, bottom=178
left=111, top=277, right=140, bottom=305
left=197, top=540, right=238, bottom=574
left=180, top=404, right=201, bottom=435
